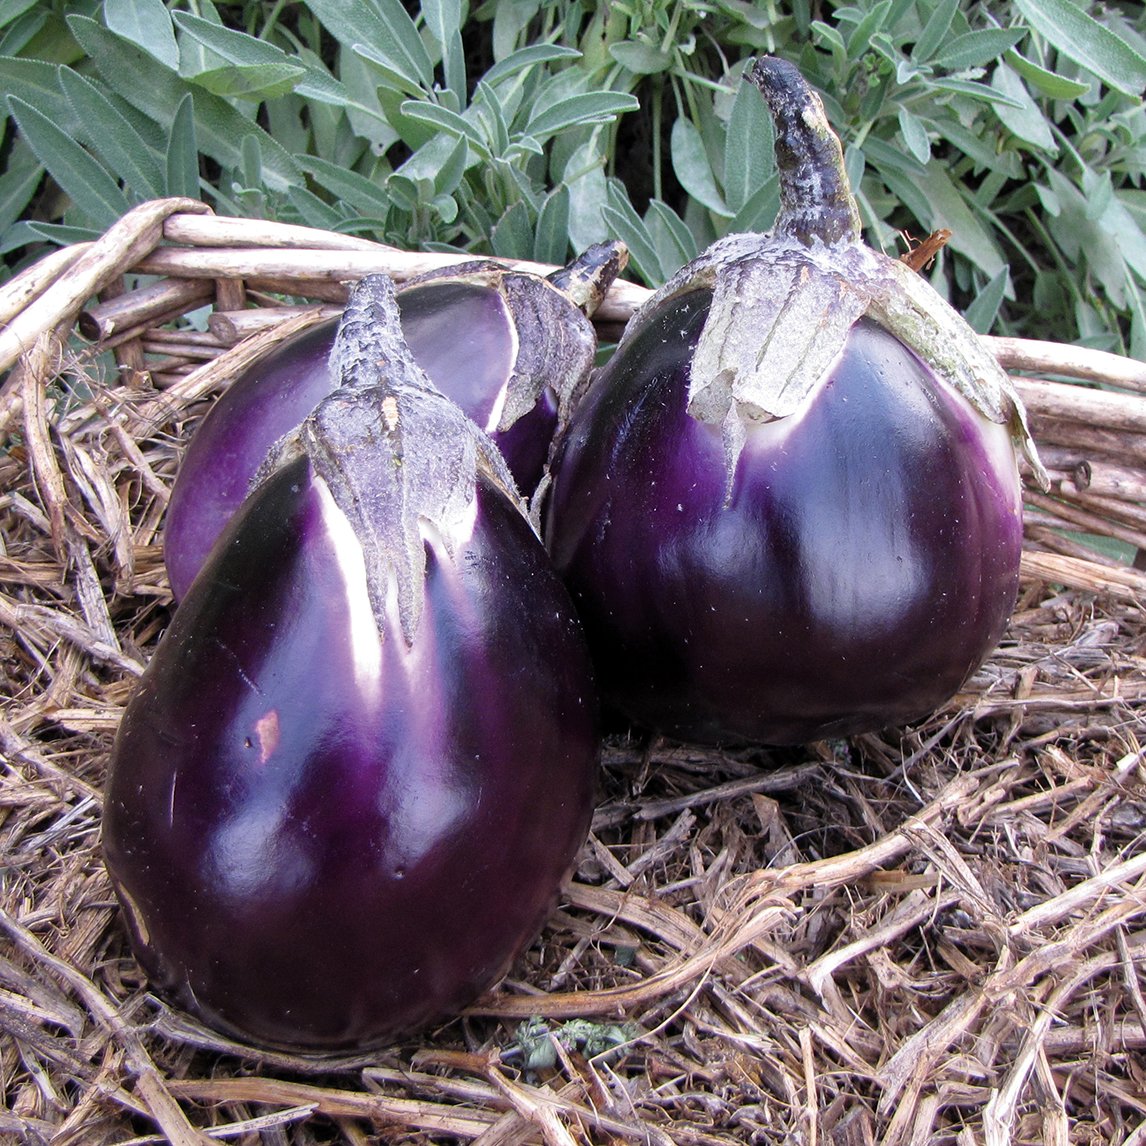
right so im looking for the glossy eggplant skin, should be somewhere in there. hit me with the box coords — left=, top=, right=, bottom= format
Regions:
left=164, top=320, right=334, bottom=604
left=164, top=282, right=556, bottom=601
left=545, top=290, right=1023, bottom=746
left=104, top=454, right=598, bottom=1051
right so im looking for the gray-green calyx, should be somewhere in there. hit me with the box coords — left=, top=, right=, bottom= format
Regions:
left=259, top=273, right=524, bottom=648
left=398, top=241, right=625, bottom=438
left=621, top=55, right=1048, bottom=492
left=253, top=247, right=627, bottom=646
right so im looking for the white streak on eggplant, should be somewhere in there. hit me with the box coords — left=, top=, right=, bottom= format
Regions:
left=315, top=475, right=383, bottom=696
left=483, top=376, right=513, bottom=436
left=421, top=499, right=480, bottom=555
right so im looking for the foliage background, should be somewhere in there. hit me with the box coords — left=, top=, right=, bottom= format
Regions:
left=1, top=0, right=1145, bottom=355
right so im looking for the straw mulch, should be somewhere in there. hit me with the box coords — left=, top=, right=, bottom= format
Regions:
left=2, top=198, right=1145, bottom=1145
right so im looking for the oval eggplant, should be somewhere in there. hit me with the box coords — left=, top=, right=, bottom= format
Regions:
left=103, top=276, right=599, bottom=1050
left=164, top=246, right=625, bottom=602
left=544, top=57, right=1046, bottom=747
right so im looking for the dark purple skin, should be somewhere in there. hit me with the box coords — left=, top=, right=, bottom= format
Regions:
left=104, top=455, right=598, bottom=1050
left=545, top=290, right=1024, bottom=746
left=164, top=282, right=558, bottom=601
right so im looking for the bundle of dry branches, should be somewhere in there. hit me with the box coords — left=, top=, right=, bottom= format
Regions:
left=2, top=199, right=1145, bottom=1145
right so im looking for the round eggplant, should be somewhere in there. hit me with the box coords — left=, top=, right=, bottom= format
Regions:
left=164, top=246, right=625, bottom=602
left=103, top=276, right=599, bottom=1051
left=544, top=57, right=1047, bottom=747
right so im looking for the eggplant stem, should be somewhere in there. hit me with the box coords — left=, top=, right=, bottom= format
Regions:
left=748, top=56, right=861, bottom=249
left=546, top=240, right=629, bottom=318
left=329, top=273, right=430, bottom=397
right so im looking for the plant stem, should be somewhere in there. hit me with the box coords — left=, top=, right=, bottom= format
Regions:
left=652, top=75, right=664, bottom=204
left=747, top=56, right=861, bottom=248
left=260, top=0, right=288, bottom=40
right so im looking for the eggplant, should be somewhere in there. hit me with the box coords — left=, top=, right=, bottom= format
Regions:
left=544, top=57, right=1047, bottom=747
left=103, top=275, right=599, bottom=1051
left=163, top=245, right=625, bottom=602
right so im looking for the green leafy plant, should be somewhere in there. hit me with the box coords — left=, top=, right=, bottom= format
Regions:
left=787, top=0, right=1146, bottom=355
left=1, top=0, right=1144, bottom=352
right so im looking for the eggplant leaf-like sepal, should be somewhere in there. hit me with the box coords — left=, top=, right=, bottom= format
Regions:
left=616, top=58, right=1048, bottom=492
left=257, top=273, right=524, bottom=647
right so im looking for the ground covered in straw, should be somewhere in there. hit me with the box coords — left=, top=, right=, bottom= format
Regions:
left=3, top=566, right=1145, bottom=1145
left=2, top=206, right=1146, bottom=1145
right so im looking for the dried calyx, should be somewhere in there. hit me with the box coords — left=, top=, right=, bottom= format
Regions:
left=259, top=273, right=521, bottom=646
left=401, top=240, right=626, bottom=440
left=619, top=55, right=1047, bottom=495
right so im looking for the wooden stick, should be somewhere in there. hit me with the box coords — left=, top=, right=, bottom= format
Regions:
left=129, top=246, right=653, bottom=326
left=131, top=244, right=558, bottom=283
left=1034, top=449, right=1146, bottom=503
left=243, top=275, right=351, bottom=304
left=0, top=243, right=91, bottom=330
left=1072, top=490, right=1146, bottom=532
left=163, top=212, right=396, bottom=252
left=145, top=327, right=223, bottom=346
left=139, top=338, right=224, bottom=361
left=1066, top=462, right=1146, bottom=503
left=129, top=222, right=1146, bottom=387
left=986, top=335, right=1146, bottom=393
left=0, top=197, right=210, bottom=380
left=91, top=302, right=225, bottom=357
left=214, top=275, right=246, bottom=312
left=164, top=1077, right=497, bottom=1138
left=79, top=278, right=213, bottom=341
left=111, top=334, right=148, bottom=385
left=8, top=208, right=1143, bottom=406
left=151, top=366, right=197, bottom=386
left=1014, top=376, right=1146, bottom=434
left=127, top=306, right=335, bottom=435
left=208, top=305, right=342, bottom=344
left=1029, top=418, right=1146, bottom=465
left=1020, top=550, right=1146, bottom=598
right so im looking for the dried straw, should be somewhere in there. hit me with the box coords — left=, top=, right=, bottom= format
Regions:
left=2, top=199, right=1144, bottom=1144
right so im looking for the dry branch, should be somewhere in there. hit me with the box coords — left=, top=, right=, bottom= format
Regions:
left=0, top=242, right=90, bottom=329
left=986, top=334, right=1146, bottom=392
left=0, top=198, right=209, bottom=379
left=78, top=278, right=214, bottom=342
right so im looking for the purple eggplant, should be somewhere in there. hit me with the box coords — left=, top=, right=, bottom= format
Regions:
left=163, top=246, right=625, bottom=602
left=544, top=57, right=1047, bottom=747
left=103, top=275, right=599, bottom=1051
